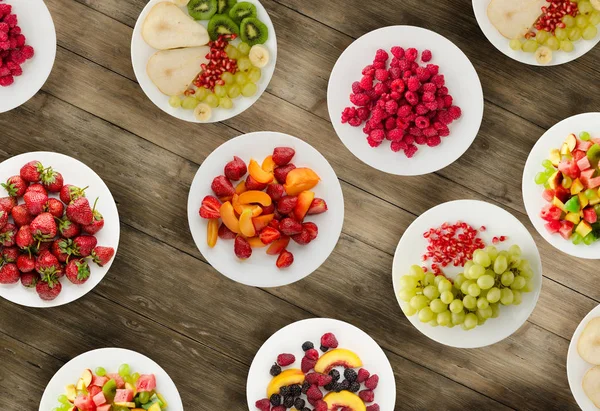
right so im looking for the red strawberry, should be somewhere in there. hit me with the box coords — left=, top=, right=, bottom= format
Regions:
left=0, top=263, right=19, bottom=284
left=81, top=199, right=103, bottom=234
left=26, top=183, right=47, bottom=195
left=58, top=219, right=80, bottom=239
left=65, top=258, right=91, bottom=285
left=73, top=236, right=97, bottom=257
left=254, top=399, right=270, bottom=411
left=45, top=198, right=64, bottom=218
left=276, top=249, right=294, bottom=268
left=211, top=175, right=235, bottom=197
left=0, top=208, right=7, bottom=230
left=59, top=184, right=86, bottom=204
left=35, top=250, right=60, bottom=275
left=272, top=147, right=295, bottom=166
left=11, top=204, right=32, bottom=227
left=307, top=198, right=328, bottom=215
left=0, top=196, right=17, bottom=213
left=2, top=247, right=18, bottom=263
left=23, top=190, right=48, bottom=215
left=273, top=164, right=296, bottom=183
left=20, top=271, right=39, bottom=287
left=2, top=175, right=26, bottom=197
left=366, top=405, right=380, bottom=411
left=279, top=218, right=302, bottom=236
left=268, top=219, right=280, bottom=230
left=51, top=239, right=70, bottom=263
left=291, top=228, right=311, bottom=245
left=321, top=333, right=338, bottom=349
left=277, top=196, right=297, bottom=214
left=266, top=183, right=285, bottom=201
left=365, top=374, right=379, bottom=390
left=277, top=353, right=295, bottom=366
left=261, top=203, right=275, bottom=215
left=357, top=368, right=370, bottom=383
left=359, top=390, right=375, bottom=403
left=303, top=222, right=318, bottom=241
left=199, top=195, right=221, bottom=219
left=91, top=246, right=114, bottom=267
left=17, top=254, right=35, bottom=273
left=224, top=156, right=247, bottom=181
left=218, top=223, right=236, bottom=240
left=305, top=348, right=319, bottom=361
left=30, top=213, right=57, bottom=240
left=66, top=197, right=93, bottom=225
left=37, top=241, right=52, bottom=253
left=15, top=225, right=34, bottom=249
left=20, top=160, right=44, bottom=182
left=234, top=236, right=252, bottom=259
left=306, top=385, right=323, bottom=401
left=259, top=226, right=280, bottom=245
left=36, top=276, right=62, bottom=301
left=0, top=223, right=16, bottom=246
left=245, top=175, right=267, bottom=191
left=41, top=168, right=63, bottom=192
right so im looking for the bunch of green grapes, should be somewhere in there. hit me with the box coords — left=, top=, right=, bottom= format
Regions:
left=398, top=245, right=535, bottom=330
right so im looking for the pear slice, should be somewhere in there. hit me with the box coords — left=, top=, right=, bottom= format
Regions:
left=487, top=0, right=548, bottom=39
left=583, top=365, right=600, bottom=408
left=578, top=317, right=600, bottom=365
left=147, top=46, right=209, bottom=96
left=142, top=2, right=209, bottom=50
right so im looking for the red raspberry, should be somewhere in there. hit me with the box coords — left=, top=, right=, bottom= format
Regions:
left=351, top=81, right=362, bottom=94
left=425, top=101, right=439, bottom=111
left=396, top=117, right=410, bottom=130
left=359, top=75, right=374, bottom=91
left=0, top=23, right=8, bottom=33
left=305, top=373, right=320, bottom=385
left=404, top=91, right=418, bottom=106
left=301, top=356, right=316, bottom=373
left=415, top=66, right=430, bottom=82
left=422, top=91, right=435, bottom=102
left=0, top=41, right=9, bottom=51
left=370, top=108, right=385, bottom=123
left=427, top=136, right=442, bottom=147
left=255, top=399, right=270, bottom=411
left=271, top=406, right=285, bottom=411
left=415, top=135, right=427, bottom=145
left=0, top=66, right=8, bottom=77
left=372, top=60, right=386, bottom=70
left=409, top=126, right=422, bottom=136
left=375, top=69, right=389, bottom=81
left=397, top=104, right=412, bottom=118
left=350, top=93, right=370, bottom=107
left=390, top=91, right=401, bottom=100
left=0, top=31, right=6, bottom=41
left=307, top=385, right=323, bottom=400
left=387, top=128, right=404, bottom=142
left=305, top=348, right=319, bottom=361
left=423, top=126, right=437, bottom=137
left=421, top=49, right=433, bottom=62
left=362, top=65, right=375, bottom=76
left=384, top=100, right=398, bottom=115
left=437, top=110, right=453, bottom=125
left=317, top=374, right=332, bottom=386
left=10, top=64, right=21, bottom=76
left=397, top=59, right=411, bottom=71
left=314, top=400, right=327, bottom=411
left=422, top=82, right=436, bottom=93
left=389, top=67, right=402, bottom=80
left=365, top=374, right=379, bottom=389
left=374, top=49, right=388, bottom=62
left=443, top=95, right=453, bottom=108
left=448, top=105, right=462, bottom=119
left=348, top=117, right=362, bottom=127
left=357, top=368, right=371, bottom=383
left=373, top=82, right=388, bottom=96
left=277, top=353, right=295, bottom=366
left=320, top=332, right=338, bottom=348
left=366, top=136, right=382, bottom=147
left=0, top=74, right=13, bottom=86
left=384, top=117, right=395, bottom=130
left=426, top=63, right=439, bottom=76
left=367, top=405, right=381, bottom=411
left=9, top=49, right=24, bottom=64
left=431, top=74, right=445, bottom=88
left=438, top=125, right=450, bottom=137
left=390, top=78, right=405, bottom=93
left=391, top=46, right=405, bottom=58
left=405, top=47, right=418, bottom=61
left=390, top=141, right=407, bottom=152
left=415, top=104, right=429, bottom=115
left=407, top=76, right=420, bottom=92
left=404, top=135, right=415, bottom=145
left=404, top=144, right=418, bottom=158
left=4, top=14, right=17, bottom=28
left=357, top=107, right=370, bottom=121
left=10, top=26, right=20, bottom=35
left=437, top=86, right=449, bottom=96
left=14, top=34, right=24, bottom=48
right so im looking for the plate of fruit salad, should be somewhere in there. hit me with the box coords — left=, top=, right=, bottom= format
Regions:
left=131, top=0, right=276, bottom=123
left=327, top=25, right=483, bottom=176
left=523, top=113, right=600, bottom=259
left=392, top=200, right=543, bottom=348
left=247, top=318, right=395, bottom=411
left=0, top=0, right=56, bottom=113
left=0, top=152, right=119, bottom=308
left=187, top=131, right=344, bottom=287
left=39, top=347, right=182, bottom=411
left=474, top=0, right=600, bottom=66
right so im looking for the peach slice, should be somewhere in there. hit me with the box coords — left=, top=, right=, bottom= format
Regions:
left=207, top=219, right=219, bottom=248
left=267, top=369, right=305, bottom=398
left=238, top=190, right=272, bottom=206
left=252, top=214, right=274, bottom=232
left=247, top=236, right=267, bottom=248
left=81, top=369, right=93, bottom=387
left=565, top=133, right=577, bottom=152
left=235, top=180, right=247, bottom=195
left=314, top=348, right=363, bottom=374
left=262, top=155, right=276, bottom=174
left=239, top=209, right=256, bottom=237
left=248, top=159, right=274, bottom=184
left=323, top=391, right=366, bottom=411
left=233, top=194, right=263, bottom=217
left=284, top=168, right=320, bottom=196
left=65, top=384, right=77, bottom=403
left=266, top=236, right=290, bottom=255
left=293, top=191, right=315, bottom=221
left=220, top=201, right=240, bottom=233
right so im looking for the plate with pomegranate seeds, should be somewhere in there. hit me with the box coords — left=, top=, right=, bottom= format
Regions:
left=247, top=318, right=396, bottom=411
left=0, top=0, right=56, bottom=113
left=187, top=131, right=344, bottom=287
left=474, top=0, right=600, bottom=66
left=39, top=347, right=183, bottom=411
left=0, top=152, right=119, bottom=308
left=523, top=112, right=600, bottom=259
left=131, top=0, right=277, bottom=123
left=327, top=25, right=483, bottom=176
left=392, top=200, right=542, bottom=348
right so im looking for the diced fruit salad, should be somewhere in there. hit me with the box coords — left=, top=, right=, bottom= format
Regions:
left=54, top=365, right=167, bottom=411
left=0, top=0, right=35, bottom=87
left=535, top=131, right=600, bottom=245
left=397, top=222, right=535, bottom=330
left=199, top=147, right=328, bottom=269
left=255, top=332, right=381, bottom=411
left=341, top=46, right=462, bottom=158
left=0, top=161, right=115, bottom=301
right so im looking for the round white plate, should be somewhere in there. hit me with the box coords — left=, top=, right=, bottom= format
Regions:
left=187, top=132, right=344, bottom=287
left=327, top=25, right=483, bottom=176
left=246, top=318, right=396, bottom=410
left=131, top=0, right=277, bottom=123
left=0, top=0, right=56, bottom=113
left=392, top=200, right=543, bottom=348
left=473, top=0, right=600, bottom=66
left=0, top=152, right=120, bottom=308
left=568, top=303, right=600, bottom=411
left=523, top=112, right=600, bottom=259
left=39, top=347, right=183, bottom=410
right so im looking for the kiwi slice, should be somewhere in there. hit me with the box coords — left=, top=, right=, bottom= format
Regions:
left=240, top=17, right=268, bottom=46
left=217, top=0, right=237, bottom=14
left=187, top=0, right=218, bottom=20
left=229, top=2, right=257, bottom=25
left=208, top=14, right=240, bottom=40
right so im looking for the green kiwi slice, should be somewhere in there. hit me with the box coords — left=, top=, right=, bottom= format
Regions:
left=208, top=14, right=240, bottom=40
left=240, top=17, right=268, bottom=46
left=187, top=0, right=218, bottom=20
left=217, top=0, right=237, bottom=14
left=229, top=2, right=257, bottom=25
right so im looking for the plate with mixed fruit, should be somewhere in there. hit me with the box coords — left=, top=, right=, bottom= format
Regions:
left=392, top=200, right=542, bottom=348
left=0, top=0, right=56, bottom=113
left=0, top=152, right=119, bottom=308
left=131, top=0, right=276, bottom=123
left=39, top=348, right=183, bottom=411
left=523, top=113, right=600, bottom=259
left=247, top=318, right=396, bottom=411
left=327, top=25, right=483, bottom=176
left=474, top=0, right=600, bottom=66
left=187, top=132, right=344, bottom=287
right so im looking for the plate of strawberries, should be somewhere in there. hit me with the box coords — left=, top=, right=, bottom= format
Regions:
left=187, top=131, right=344, bottom=287
left=0, top=152, right=119, bottom=307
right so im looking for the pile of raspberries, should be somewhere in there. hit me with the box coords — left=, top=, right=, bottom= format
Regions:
left=0, top=0, right=35, bottom=87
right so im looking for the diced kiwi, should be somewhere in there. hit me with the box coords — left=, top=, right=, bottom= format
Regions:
left=187, top=0, right=218, bottom=20
left=229, top=1, right=257, bottom=25
left=208, top=14, right=240, bottom=40
left=217, top=0, right=237, bottom=14
left=240, top=17, right=268, bottom=46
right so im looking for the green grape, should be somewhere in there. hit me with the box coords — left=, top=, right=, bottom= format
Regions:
left=511, top=276, right=526, bottom=290
left=424, top=273, right=436, bottom=285
left=434, top=275, right=443, bottom=287
left=463, top=260, right=474, bottom=274
left=494, top=255, right=508, bottom=274
left=485, top=246, right=498, bottom=261
left=590, top=12, right=600, bottom=25
left=486, top=287, right=501, bottom=303
left=438, top=278, right=452, bottom=293
left=467, top=283, right=481, bottom=297
left=440, top=290, right=454, bottom=304
left=410, top=295, right=429, bottom=310
left=536, top=30, right=550, bottom=44
left=118, top=364, right=130, bottom=378
left=521, top=267, right=534, bottom=279
left=123, top=375, right=133, bottom=385
left=248, top=67, right=262, bottom=83
left=214, top=85, right=227, bottom=98
left=477, top=275, right=495, bottom=290
left=228, top=84, right=241, bottom=99
left=221, top=72, right=234, bottom=86
left=563, top=15, right=576, bottom=28
left=562, top=176, right=573, bottom=189
left=403, top=304, right=417, bottom=316
left=572, top=232, right=584, bottom=245
left=238, top=57, right=252, bottom=72
left=512, top=290, right=523, bottom=305
left=237, top=42, right=251, bottom=56
left=234, top=72, right=248, bottom=85
left=449, top=299, right=463, bottom=313
left=508, top=244, right=522, bottom=257
left=473, top=250, right=491, bottom=267
left=500, top=288, right=514, bottom=305
left=579, top=1, right=594, bottom=15
left=522, top=39, right=539, bottom=52
left=205, top=94, right=219, bottom=108
left=225, top=45, right=241, bottom=60
left=437, top=310, right=452, bottom=327
left=398, top=288, right=416, bottom=302
left=452, top=311, right=466, bottom=325
left=478, top=306, right=493, bottom=320
left=219, top=97, right=233, bottom=109
left=181, top=96, right=198, bottom=110
left=52, top=408, right=61, bottom=411
left=500, top=271, right=515, bottom=286
left=477, top=297, right=490, bottom=310
left=584, top=233, right=596, bottom=245
left=131, top=372, right=140, bottom=382
left=169, top=96, right=182, bottom=108
left=409, top=265, right=425, bottom=280
left=95, top=367, right=106, bottom=377
left=509, top=39, right=522, bottom=50
left=460, top=279, right=473, bottom=295
left=430, top=299, right=447, bottom=313
left=418, top=307, right=434, bottom=322
left=58, top=395, right=69, bottom=404
left=534, top=172, right=549, bottom=184
left=545, top=36, right=560, bottom=50
left=523, top=279, right=534, bottom=292
left=463, top=295, right=477, bottom=310
left=569, top=27, right=582, bottom=40
left=542, top=159, right=553, bottom=168
left=399, top=275, right=418, bottom=290
left=468, top=264, right=485, bottom=279
left=580, top=131, right=591, bottom=141
left=577, top=14, right=590, bottom=28
left=555, top=27, right=568, bottom=40
left=423, top=285, right=440, bottom=300
left=138, top=391, right=151, bottom=404
left=428, top=319, right=439, bottom=327
left=242, top=82, right=258, bottom=97
left=464, top=313, right=478, bottom=330
left=582, top=24, right=598, bottom=40
left=454, top=273, right=466, bottom=288
left=195, top=87, right=208, bottom=101
left=561, top=39, right=575, bottom=52
left=518, top=259, right=531, bottom=271
left=490, top=303, right=500, bottom=318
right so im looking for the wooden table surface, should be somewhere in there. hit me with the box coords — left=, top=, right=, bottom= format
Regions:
left=1, top=0, right=599, bottom=409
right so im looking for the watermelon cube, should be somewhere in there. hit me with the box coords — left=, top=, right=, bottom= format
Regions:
left=114, top=389, right=134, bottom=403
left=589, top=177, right=600, bottom=189
left=92, top=392, right=107, bottom=406
left=96, top=405, right=111, bottom=411
left=107, top=373, right=125, bottom=389
left=88, top=385, right=101, bottom=398
left=74, top=395, right=96, bottom=411
left=559, top=220, right=575, bottom=240
left=136, top=374, right=157, bottom=392
left=91, top=375, right=109, bottom=387
left=577, top=140, right=594, bottom=152
left=584, top=207, right=598, bottom=224
left=558, top=160, right=580, bottom=179
left=542, top=189, right=555, bottom=202
left=577, top=156, right=592, bottom=171
left=545, top=220, right=561, bottom=234
left=540, top=204, right=562, bottom=221
left=573, top=149, right=587, bottom=162
left=580, top=169, right=596, bottom=188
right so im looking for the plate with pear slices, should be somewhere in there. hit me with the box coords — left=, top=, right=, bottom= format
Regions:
left=131, top=0, right=277, bottom=123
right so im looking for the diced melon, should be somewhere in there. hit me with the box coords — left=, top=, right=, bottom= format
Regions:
left=589, top=177, right=600, bottom=189
left=553, top=197, right=567, bottom=212
left=571, top=178, right=585, bottom=195
left=576, top=221, right=593, bottom=238
left=578, top=156, right=592, bottom=171
left=565, top=212, right=581, bottom=225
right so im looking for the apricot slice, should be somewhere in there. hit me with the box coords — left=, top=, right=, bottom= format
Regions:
left=267, top=369, right=305, bottom=398
left=284, top=168, right=320, bottom=196
left=293, top=191, right=315, bottom=221
left=235, top=180, right=247, bottom=195
left=239, top=209, right=256, bottom=237
left=219, top=201, right=240, bottom=234
left=207, top=219, right=219, bottom=248
left=247, top=236, right=267, bottom=248
left=252, top=214, right=274, bottom=232
left=323, top=391, right=366, bottom=411
left=314, top=348, right=363, bottom=374
left=238, top=190, right=272, bottom=206
left=248, top=159, right=274, bottom=184
left=262, top=155, right=276, bottom=174
left=232, top=194, right=263, bottom=217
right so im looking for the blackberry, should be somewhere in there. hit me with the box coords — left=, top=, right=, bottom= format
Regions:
left=301, top=381, right=310, bottom=394
left=349, top=381, right=361, bottom=393
left=332, top=382, right=344, bottom=392
left=283, top=396, right=294, bottom=408
left=270, top=394, right=281, bottom=406
left=270, top=363, right=282, bottom=376
left=320, top=345, right=329, bottom=352
left=338, top=380, right=350, bottom=392
left=279, top=386, right=291, bottom=397
left=290, top=384, right=302, bottom=397
left=302, top=341, right=314, bottom=352
left=324, top=382, right=334, bottom=391
left=303, top=408, right=311, bottom=411
left=329, top=369, right=340, bottom=382
left=344, top=369, right=358, bottom=383
left=294, top=398, right=306, bottom=409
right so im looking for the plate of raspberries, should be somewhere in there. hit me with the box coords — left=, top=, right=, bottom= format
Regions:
left=0, top=0, right=56, bottom=113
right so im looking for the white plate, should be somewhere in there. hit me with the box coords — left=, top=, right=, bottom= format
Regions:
left=39, top=347, right=183, bottom=410
left=568, top=304, right=600, bottom=411
left=246, top=318, right=396, bottom=410
left=0, top=0, right=56, bottom=113
left=473, top=0, right=600, bottom=66
left=522, top=112, right=600, bottom=259
left=131, top=0, right=277, bottom=123
left=187, top=132, right=344, bottom=287
left=0, top=152, right=120, bottom=308
left=327, top=25, right=483, bottom=176
left=392, top=200, right=543, bottom=348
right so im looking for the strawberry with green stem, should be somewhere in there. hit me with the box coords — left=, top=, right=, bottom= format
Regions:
left=2, top=175, right=27, bottom=197
left=66, top=197, right=93, bottom=225
left=30, top=213, right=57, bottom=242
left=0, top=223, right=17, bottom=246
left=72, top=235, right=97, bottom=257
left=91, top=246, right=115, bottom=267
left=57, top=218, right=80, bottom=239
left=65, top=258, right=91, bottom=285
left=36, top=274, right=62, bottom=301
left=20, top=160, right=44, bottom=183
left=41, top=167, right=64, bottom=193
left=60, top=184, right=87, bottom=205
left=81, top=198, right=104, bottom=235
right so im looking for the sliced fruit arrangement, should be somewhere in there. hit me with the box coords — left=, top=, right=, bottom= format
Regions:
left=254, top=332, right=381, bottom=411
left=198, top=147, right=328, bottom=269
left=488, top=0, right=600, bottom=64
left=535, top=131, right=600, bottom=245
left=0, top=160, right=115, bottom=301
left=54, top=364, right=167, bottom=411
left=0, top=0, right=35, bottom=87
left=141, top=0, right=271, bottom=121
left=341, top=46, right=462, bottom=158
